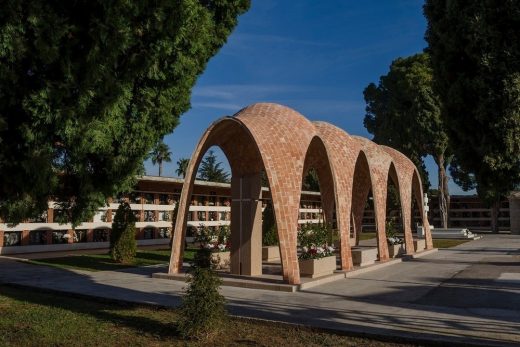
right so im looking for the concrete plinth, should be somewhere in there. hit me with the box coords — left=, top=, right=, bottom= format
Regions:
left=231, top=173, right=262, bottom=276
left=351, top=246, right=378, bottom=266
left=414, top=239, right=426, bottom=252
left=262, top=246, right=280, bottom=262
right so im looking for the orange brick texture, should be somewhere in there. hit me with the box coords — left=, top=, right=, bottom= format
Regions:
left=168, top=103, right=432, bottom=284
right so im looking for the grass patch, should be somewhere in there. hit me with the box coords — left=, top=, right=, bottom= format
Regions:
left=359, top=232, right=377, bottom=241
left=433, top=239, right=471, bottom=249
left=0, top=285, right=417, bottom=347
left=28, top=248, right=197, bottom=272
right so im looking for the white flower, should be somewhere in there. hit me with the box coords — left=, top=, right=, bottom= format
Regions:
left=302, top=246, right=309, bottom=253
left=317, top=247, right=324, bottom=254
left=327, top=246, right=334, bottom=253
left=205, top=243, right=214, bottom=249
left=218, top=244, right=226, bottom=251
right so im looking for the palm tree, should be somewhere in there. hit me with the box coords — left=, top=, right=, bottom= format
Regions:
left=176, top=158, right=190, bottom=178
left=150, top=141, right=172, bottom=177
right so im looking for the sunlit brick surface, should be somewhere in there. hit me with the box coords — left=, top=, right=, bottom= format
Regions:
left=169, top=103, right=431, bottom=284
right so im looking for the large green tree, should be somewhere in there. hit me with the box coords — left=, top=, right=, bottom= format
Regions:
left=150, top=141, right=171, bottom=177
left=197, top=150, right=230, bottom=183
left=363, top=53, right=451, bottom=228
left=425, top=0, right=520, bottom=232
left=0, top=0, right=250, bottom=225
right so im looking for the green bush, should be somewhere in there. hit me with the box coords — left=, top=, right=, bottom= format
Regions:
left=177, top=248, right=227, bottom=340
left=109, top=202, right=137, bottom=263
left=262, top=202, right=278, bottom=246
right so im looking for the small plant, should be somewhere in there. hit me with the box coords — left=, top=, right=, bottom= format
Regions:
left=196, top=225, right=230, bottom=252
left=177, top=248, right=227, bottom=340
left=297, top=223, right=335, bottom=260
left=110, top=202, right=137, bottom=263
left=386, top=218, right=403, bottom=245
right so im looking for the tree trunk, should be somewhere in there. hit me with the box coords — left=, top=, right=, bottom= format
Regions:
left=490, top=200, right=500, bottom=233
left=158, top=161, right=163, bottom=177
left=435, top=153, right=449, bottom=229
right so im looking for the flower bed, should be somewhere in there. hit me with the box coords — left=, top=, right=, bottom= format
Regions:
left=195, top=225, right=231, bottom=269
left=297, top=223, right=337, bottom=277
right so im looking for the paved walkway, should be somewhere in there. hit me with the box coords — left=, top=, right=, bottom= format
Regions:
left=1, top=235, right=519, bottom=346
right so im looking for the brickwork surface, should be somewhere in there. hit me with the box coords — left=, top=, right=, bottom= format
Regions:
left=169, top=103, right=432, bottom=284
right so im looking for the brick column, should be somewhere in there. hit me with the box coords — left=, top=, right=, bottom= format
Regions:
left=46, top=230, right=53, bottom=244
left=47, top=208, right=54, bottom=223
left=0, top=230, right=4, bottom=247
left=21, top=230, right=30, bottom=246
left=67, top=229, right=74, bottom=244
left=87, top=229, right=94, bottom=242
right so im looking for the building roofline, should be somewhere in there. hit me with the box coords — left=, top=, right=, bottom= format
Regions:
left=138, top=175, right=321, bottom=196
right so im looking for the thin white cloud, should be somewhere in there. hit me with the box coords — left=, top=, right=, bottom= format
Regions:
left=191, top=101, right=244, bottom=111
left=232, top=33, right=338, bottom=48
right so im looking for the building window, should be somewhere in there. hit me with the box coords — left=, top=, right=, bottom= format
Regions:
left=3, top=231, right=21, bottom=246
left=143, top=193, right=154, bottom=204
left=93, top=229, right=110, bottom=242
left=219, top=212, right=227, bottom=221
left=74, top=230, right=88, bottom=243
left=197, top=211, right=206, bottom=221
left=159, top=211, right=171, bottom=222
left=209, top=211, right=217, bottom=221
left=133, top=210, right=142, bottom=221
left=143, top=228, right=154, bottom=239
left=158, top=227, right=171, bottom=239
left=129, top=192, right=141, bottom=204
left=159, top=194, right=169, bottom=204
left=144, top=210, right=156, bottom=222
left=29, top=230, right=47, bottom=245
left=52, top=231, right=68, bottom=244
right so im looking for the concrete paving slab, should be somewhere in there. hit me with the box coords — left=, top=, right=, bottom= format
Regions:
left=0, top=235, right=519, bottom=346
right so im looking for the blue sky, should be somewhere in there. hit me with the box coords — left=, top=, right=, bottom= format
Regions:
left=144, top=0, right=470, bottom=195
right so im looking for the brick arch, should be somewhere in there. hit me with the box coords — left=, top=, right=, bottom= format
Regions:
left=302, top=136, right=336, bottom=226
left=386, top=161, right=411, bottom=250
left=168, top=117, right=264, bottom=275
left=351, top=136, right=394, bottom=261
left=169, top=102, right=431, bottom=284
left=381, top=146, right=433, bottom=252
left=312, top=122, right=362, bottom=271
left=351, top=150, right=373, bottom=246
left=169, top=103, right=318, bottom=284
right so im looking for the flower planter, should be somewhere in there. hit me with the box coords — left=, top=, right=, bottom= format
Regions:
left=262, top=245, right=280, bottom=262
left=210, top=251, right=230, bottom=270
left=299, top=255, right=337, bottom=278
left=388, top=243, right=406, bottom=258
left=351, top=246, right=378, bottom=266
left=413, top=239, right=426, bottom=252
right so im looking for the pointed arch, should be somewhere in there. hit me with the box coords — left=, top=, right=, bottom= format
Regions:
left=351, top=136, right=393, bottom=261
left=170, top=103, right=318, bottom=285
left=313, top=122, right=361, bottom=271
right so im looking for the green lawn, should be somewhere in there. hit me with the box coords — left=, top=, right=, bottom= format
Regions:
left=433, top=239, right=471, bottom=248
left=0, top=285, right=417, bottom=347
left=359, top=232, right=377, bottom=240
left=28, top=248, right=197, bottom=272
